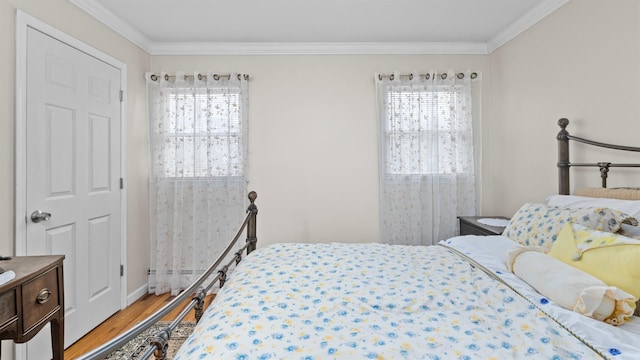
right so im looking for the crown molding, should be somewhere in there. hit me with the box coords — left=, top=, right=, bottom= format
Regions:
left=148, top=42, right=488, bottom=55
left=487, top=0, right=570, bottom=53
left=68, top=0, right=154, bottom=52
left=69, top=0, right=567, bottom=56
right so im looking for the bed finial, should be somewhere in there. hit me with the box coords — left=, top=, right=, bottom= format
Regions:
left=247, top=191, right=258, bottom=217
left=558, top=117, right=569, bottom=128
left=557, top=118, right=569, bottom=139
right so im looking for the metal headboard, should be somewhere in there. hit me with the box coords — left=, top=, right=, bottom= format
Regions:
left=557, top=118, right=640, bottom=195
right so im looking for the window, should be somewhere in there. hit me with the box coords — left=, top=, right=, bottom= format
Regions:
left=161, top=88, right=244, bottom=178
left=382, top=84, right=474, bottom=176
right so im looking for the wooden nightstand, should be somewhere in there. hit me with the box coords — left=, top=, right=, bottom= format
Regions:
left=0, top=255, right=65, bottom=360
left=458, top=216, right=509, bottom=236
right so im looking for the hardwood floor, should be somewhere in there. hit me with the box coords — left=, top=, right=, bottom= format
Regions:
left=64, top=292, right=214, bottom=359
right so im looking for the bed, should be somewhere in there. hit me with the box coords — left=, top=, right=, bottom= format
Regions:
left=80, top=119, right=640, bottom=359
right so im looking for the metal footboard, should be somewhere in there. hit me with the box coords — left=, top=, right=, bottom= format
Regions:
left=77, top=191, right=258, bottom=360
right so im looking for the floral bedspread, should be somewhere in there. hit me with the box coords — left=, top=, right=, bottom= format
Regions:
left=174, top=242, right=605, bottom=359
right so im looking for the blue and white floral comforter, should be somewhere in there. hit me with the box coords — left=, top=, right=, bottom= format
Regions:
left=174, top=240, right=635, bottom=359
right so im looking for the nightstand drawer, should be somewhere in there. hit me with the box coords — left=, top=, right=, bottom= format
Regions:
left=0, top=289, right=17, bottom=332
left=22, top=267, right=61, bottom=332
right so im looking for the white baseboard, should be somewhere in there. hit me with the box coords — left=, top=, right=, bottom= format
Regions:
left=127, top=283, right=149, bottom=306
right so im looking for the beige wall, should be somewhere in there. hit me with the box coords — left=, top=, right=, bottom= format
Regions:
left=0, top=0, right=151, bottom=302
left=488, top=0, right=640, bottom=216
left=151, top=55, right=491, bottom=247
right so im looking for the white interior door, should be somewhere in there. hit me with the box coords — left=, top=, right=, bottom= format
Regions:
left=23, top=26, right=122, bottom=356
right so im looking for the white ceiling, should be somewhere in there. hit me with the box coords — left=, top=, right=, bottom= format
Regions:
left=68, top=0, right=569, bottom=55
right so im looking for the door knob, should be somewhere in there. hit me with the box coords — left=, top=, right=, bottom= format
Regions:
left=31, top=210, right=52, bottom=223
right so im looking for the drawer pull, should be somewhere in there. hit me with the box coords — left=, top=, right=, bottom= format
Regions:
left=36, top=288, right=52, bottom=304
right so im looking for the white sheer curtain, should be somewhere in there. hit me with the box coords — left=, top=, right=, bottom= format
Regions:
left=146, top=71, right=248, bottom=295
left=376, top=70, right=480, bottom=246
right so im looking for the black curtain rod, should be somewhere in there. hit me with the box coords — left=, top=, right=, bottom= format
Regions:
left=148, top=73, right=249, bottom=81
left=377, top=72, right=478, bottom=81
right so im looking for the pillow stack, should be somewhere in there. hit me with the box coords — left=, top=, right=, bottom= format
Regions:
left=503, top=197, right=640, bottom=324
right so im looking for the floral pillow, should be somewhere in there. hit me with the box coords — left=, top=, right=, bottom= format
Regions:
left=502, top=202, right=637, bottom=253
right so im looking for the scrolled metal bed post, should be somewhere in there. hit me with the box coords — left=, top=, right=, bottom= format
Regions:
left=557, top=118, right=571, bottom=195
left=246, top=191, right=258, bottom=253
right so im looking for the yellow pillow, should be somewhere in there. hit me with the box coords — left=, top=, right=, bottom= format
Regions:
left=549, top=222, right=640, bottom=303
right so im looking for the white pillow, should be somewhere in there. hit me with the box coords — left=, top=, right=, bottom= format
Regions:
left=546, top=195, right=640, bottom=237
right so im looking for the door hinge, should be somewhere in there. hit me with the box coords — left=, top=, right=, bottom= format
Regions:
left=120, top=178, right=124, bottom=189
left=120, top=264, right=124, bottom=277
left=119, top=90, right=124, bottom=102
